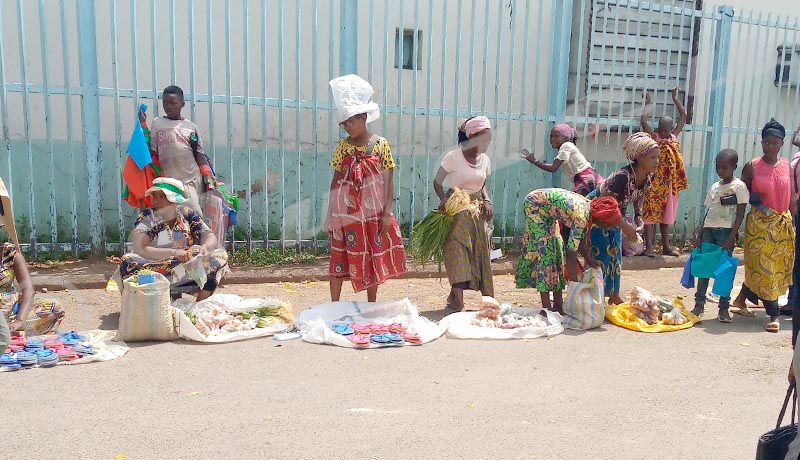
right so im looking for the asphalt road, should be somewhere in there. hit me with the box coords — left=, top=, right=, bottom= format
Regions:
left=3, top=266, right=794, bottom=460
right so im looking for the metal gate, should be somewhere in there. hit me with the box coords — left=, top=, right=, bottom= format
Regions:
left=0, top=0, right=798, bottom=257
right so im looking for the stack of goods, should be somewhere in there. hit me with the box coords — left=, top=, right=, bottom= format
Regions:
left=1, top=331, right=92, bottom=371
left=409, top=188, right=478, bottom=264
left=471, top=296, right=548, bottom=329
left=629, top=287, right=687, bottom=325
left=330, top=322, right=422, bottom=347
left=186, top=301, right=294, bottom=338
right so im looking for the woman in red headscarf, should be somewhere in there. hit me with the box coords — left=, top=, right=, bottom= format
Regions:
left=515, top=188, right=631, bottom=313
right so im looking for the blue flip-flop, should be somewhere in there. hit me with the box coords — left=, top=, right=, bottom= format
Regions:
left=370, top=334, right=390, bottom=344
left=384, top=333, right=404, bottom=344
left=331, top=324, right=354, bottom=336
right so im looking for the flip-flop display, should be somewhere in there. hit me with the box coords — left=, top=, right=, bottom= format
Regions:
left=1, top=332, right=92, bottom=371
left=329, top=322, right=422, bottom=347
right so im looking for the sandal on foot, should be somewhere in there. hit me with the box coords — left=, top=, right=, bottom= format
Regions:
left=644, top=250, right=656, bottom=258
left=732, top=306, right=756, bottom=317
left=717, top=309, right=732, bottom=323
left=663, top=249, right=680, bottom=257
left=766, top=321, right=780, bottom=333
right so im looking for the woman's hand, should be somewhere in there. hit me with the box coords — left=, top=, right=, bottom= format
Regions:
left=483, top=201, right=494, bottom=221
left=584, top=256, right=601, bottom=269
left=8, top=319, right=25, bottom=334
left=174, top=248, right=192, bottom=263
left=671, top=86, right=682, bottom=102
left=198, top=245, right=210, bottom=257
left=379, top=212, right=392, bottom=235
left=520, top=149, right=536, bottom=164
left=634, top=216, right=644, bottom=232
left=644, top=91, right=652, bottom=104
left=438, top=199, right=447, bottom=213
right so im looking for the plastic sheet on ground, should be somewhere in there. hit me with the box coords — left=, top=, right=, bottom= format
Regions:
left=1, top=330, right=129, bottom=372
left=172, top=294, right=292, bottom=343
left=440, top=307, right=564, bottom=340
left=604, top=301, right=701, bottom=333
left=296, top=298, right=445, bottom=348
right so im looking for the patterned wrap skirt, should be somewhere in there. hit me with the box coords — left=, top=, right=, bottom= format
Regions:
left=442, top=200, right=494, bottom=296
left=742, top=208, right=795, bottom=302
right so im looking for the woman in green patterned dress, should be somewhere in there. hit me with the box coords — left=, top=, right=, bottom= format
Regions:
left=515, top=188, right=630, bottom=313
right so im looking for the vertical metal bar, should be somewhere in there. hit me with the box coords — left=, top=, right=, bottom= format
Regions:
left=422, top=0, right=434, bottom=214
left=491, top=0, right=504, bottom=216
left=606, top=0, right=625, bottom=175
left=311, top=0, right=319, bottom=252
left=395, top=0, right=404, bottom=220
left=340, top=0, right=358, bottom=75
left=466, top=0, right=477, bottom=114
left=207, top=0, right=216, bottom=163
left=589, top=1, right=608, bottom=170
left=169, top=0, right=176, bottom=83
left=38, top=0, right=58, bottom=254
left=613, top=0, right=638, bottom=167
left=452, top=0, right=463, bottom=123
left=745, top=13, right=772, bottom=157
left=326, top=0, right=336, bottom=249
left=407, top=0, right=420, bottom=233
left=189, top=0, right=196, bottom=121
left=295, top=0, right=302, bottom=251
left=367, top=0, right=375, bottom=83
left=78, top=0, right=104, bottom=257
left=529, top=0, right=544, bottom=171
left=479, top=0, right=491, bottom=111
left=244, top=0, right=252, bottom=254
left=225, top=0, right=234, bottom=249
left=572, top=0, right=589, bottom=138
left=278, top=0, right=285, bottom=251
left=774, top=18, right=793, bottom=150
left=790, top=18, right=800, bottom=142
left=684, top=2, right=703, bottom=176
left=701, top=5, right=734, bottom=222
left=512, top=0, right=533, bottom=237
left=0, top=2, right=13, bottom=243
left=501, top=0, right=518, bottom=243
left=752, top=12, right=772, bottom=156
left=150, top=0, right=158, bottom=113
left=437, top=1, right=448, bottom=179
left=261, top=0, right=269, bottom=249
left=730, top=11, right=751, bottom=152
left=17, top=0, right=36, bottom=256
left=62, top=0, right=77, bottom=256
left=109, top=0, right=124, bottom=254
left=547, top=0, right=574, bottom=187
left=742, top=10, right=763, bottom=157
left=381, top=0, right=389, bottom=136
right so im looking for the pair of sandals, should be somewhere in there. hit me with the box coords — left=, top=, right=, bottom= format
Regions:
left=370, top=333, right=404, bottom=344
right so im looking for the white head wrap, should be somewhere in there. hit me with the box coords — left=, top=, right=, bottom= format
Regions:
left=329, top=74, right=381, bottom=124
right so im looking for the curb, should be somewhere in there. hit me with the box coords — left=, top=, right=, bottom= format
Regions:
left=32, top=252, right=737, bottom=291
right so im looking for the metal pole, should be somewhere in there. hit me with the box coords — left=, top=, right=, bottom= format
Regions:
left=339, top=0, right=358, bottom=76
left=77, top=0, right=105, bottom=258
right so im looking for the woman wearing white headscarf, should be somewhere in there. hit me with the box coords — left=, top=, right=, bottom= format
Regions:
left=324, top=74, right=407, bottom=303
left=433, top=116, right=494, bottom=311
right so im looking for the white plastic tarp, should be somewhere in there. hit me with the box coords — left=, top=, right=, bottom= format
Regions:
left=440, top=307, right=565, bottom=340
left=172, top=294, right=292, bottom=343
left=296, top=298, right=445, bottom=348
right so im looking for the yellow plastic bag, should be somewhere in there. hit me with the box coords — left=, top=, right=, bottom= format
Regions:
left=604, top=298, right=701, bottom=333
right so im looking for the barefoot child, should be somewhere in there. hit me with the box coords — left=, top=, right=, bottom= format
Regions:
left=521, top=124, right=602, bottom=196
left=325, top=74, right=407, bottom=302
left=640, top=88, right=689, bottom=257
left=692, top=150, right=748, bottom=321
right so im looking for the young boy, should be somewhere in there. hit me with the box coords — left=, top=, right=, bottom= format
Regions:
left=693, top=149, right=749, bottom=322
left=147, top=85, right=214, bottom=215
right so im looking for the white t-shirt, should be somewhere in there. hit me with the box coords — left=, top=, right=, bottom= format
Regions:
left=555, top=142, right=591, bottom=178
left=440, top=149, right=491, bottom=194
left=150, top=117, right=204, bottom=184
left=703, top=178, right=750, bottom=228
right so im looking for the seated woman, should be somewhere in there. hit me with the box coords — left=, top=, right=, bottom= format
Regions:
left=119, top=178, right=229, bottom=301
left=0, top=176, right=64, bottom=339
left=515, top=188, right=635, bottom=313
